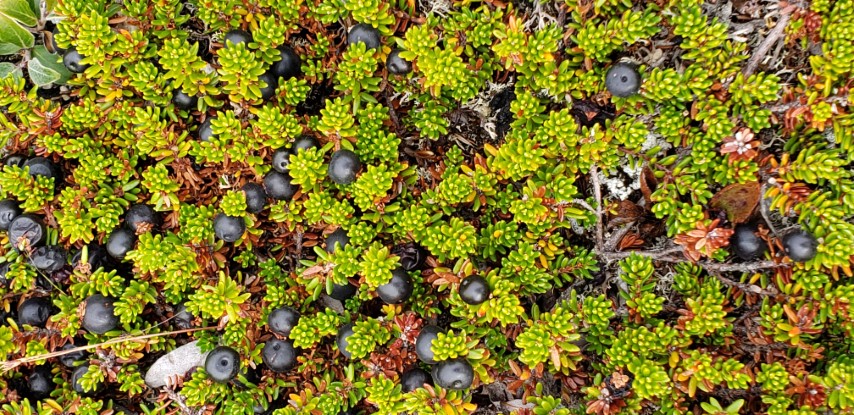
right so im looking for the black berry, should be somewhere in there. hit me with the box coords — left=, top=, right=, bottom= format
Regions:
left=82, top=294, right=119, bottom=334
left=605, top=62, right=641, bottom=98
left=224, top=30, right=253, bottom=47
left=27, top=365, right=54, bottom=400
left=62, top=48, right=89, bottom=73
left=386, top=49, right=412, bottom=75
left=58, top=342, right=87, bottom=368
left=348, top=24, right=381, bottom=49
left=72, top=244, right=114, bottom=272
left=213, top=213, right=246, bottom=243
left=730, top=225, right=767, bottom=260
left=329, top=282, right=357, bottom=302
left=271, top=148, right=291, bottom=173
left=242, top=183, right=267, bottom=214
left=205, top=346, right=241, bottom=383
left=431, top=358, right=474, bottom=390
left=336, top=323, right=355, bottom=359
left=173, top=89, right=198, bottom=110
left=18, top=297, right=53, bottom=328
left=9, top=214, right=46, bottom=251
left=259, top=71, right=277, bottom=101
left=30, top=246, right=67, bottom=273
left=459, top=275, right=490, bottom=305
left=199, top=117, right=216, bottom=142
left=106, top=228, right=136, bottom=260
left=24, top=157, right=60, bottom=180
left=172, top=303, right=194, bottom=329
left=400, top=367, right=432, bottom=392
left=272, top=46, right=301, bottom=80
left=126, top=204, right=159, bottom=233
left=325, top=228, right=350, bottom=253
left=0, top=199, right=22, bottom=231
left=268, top=306, right=300, bottom=337
left=4, top=155, right=25, bottom=167
left=391, top=243, right=426, bottom=271
left=72, top=364, right=101, bottom=394
left=415, top=325, right=442, bottom=364
left=292, top=136, right=319, bottom=153
left=783, top=230, right=818, bottom=262
left=328, top=150, right=361, bottom=185
left=377, top=267, right=413, bottom=304
left=262, top=339, right=297, bottom=372
left=263, top=171, right=298, bottom=201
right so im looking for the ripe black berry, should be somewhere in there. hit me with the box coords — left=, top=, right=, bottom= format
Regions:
left=336, top=323, right=355, bottom=359
left=263, top=171, right=298, bottom=201
left=386, top=49, right=412, bottom=75
left=377, top=267, right=413, bottom=304
left=401, top=367, right=432, bottom=392
left=224, top=29, right=253, bottom=47
left=199, top=117, right=215, bottom=142
left=173, top=89, right=198, bottom=110
left=783, top=230, right=818, bottom=262
left=325, top=228, right=350, bottom=253
left=58, top=342, right=87, bottom=368
left=62, top=48, right=89, bottom=73
left=72, top=244, right=114, bottom=272
left=605, top=62, right=641, bottom=98
left=172, top=303, right=194, bottom=329
left=126, top=204, right=159, bottom=233
left=4, top=155, right=25, bottom=167
left=82, top=294, right=119, bottom=334
left=262, top=339, right=297, bottom=372
left=213, top=213, right=246, bottom=243
left=459, top=275, right=490, bottom=305
left=27, top=365, right=54, bottom=400
left=292, top=136, right=319, bottom=153
left=0, top=199, right=22, bottom=231
left=30, top=246, right=67, bottom=273
left=271, top=148, right=291, bottom=173
left=329, top=282, right=357, bottom=301
left=348, top=24, right=381, bottom=49
left=72, top=364, right=102, bottom=394
left=18, top=297, right=53, bottom=328
left=268, top=306, right=300, bottom=337
left=431, top=358, right=474, bottom=390
left=9, top=214, right=46, bottom=251
left=272, top=46, right=301, bottom=80
left=259, top=71, right=277, bottom=101
left=205, top=346, right=241, bottom=383
left=415, top=325, right=442, bottom=364
left=328, top=150, right=361, bottom=185
left=391, top=243, right=426, bottom=271
left=24, top=157, right=60, bottom=180
left=730, top=225, right=767, bottom=260
left=106, top=228, right=136, bottom=260
left=242, top=183, right=267, bottom=214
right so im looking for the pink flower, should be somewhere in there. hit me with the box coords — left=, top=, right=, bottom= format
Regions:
left=720, top=128, right=759, bottom=161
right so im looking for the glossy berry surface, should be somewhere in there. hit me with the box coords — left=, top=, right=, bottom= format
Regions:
left=199, top=117, right=215, bottom=142
left=605, top=62, right=641, bottom=98
left=347, top=24, right=381, bottom=49
left=72, top=365, right=100, bottom=394
left=272, top=46, right=301, bottom=80
left=386, top=49, right=412, bottom=75
left=325, top=228, right=350, bottom=253
left=258, top=71, right=277, bottom=101
left=172, top=89, right=198, bottom=110
left=264, top=171, right=298, bottom=200
left=401, top=367, right=432, bottom=392
left=30, top=246, right=67, bottom=272
left=205, top=346, right=241, bottom=383
left=262, top=339, right=297, bottom=372
left=392, top=243, right=426, bottom=271
left=377, top=267, right=413, bottom=304
left=223, top=30, right=252, bottom=47
left=329, top=282, right=357, bottom=301
left=459, top=275, right=490, bottom=305
left=431, top=358, right=474, bottom=390
left=336, top=323, right=355, bottom=359
left=242, top=183, right=267, bottom=214
left=213, top=213, right=246, bottom=243
left=82, top=294, right=119, bottom=334
left=106, top=228, right=136, bottom=260
left=783, top=230, right=818, bottom=262
left=58, top=342, right=87, bottom=368
left=328, top=150, right=361, bottom=185
left=415, top=325, right=442, bottom=364
left=24, top=157, right=59, bottom=180
left=27, top=365, right=54, bottom=400
left=730, top=225, right=766, bottom=260
left=268, top=306, right=300, bottom=337
left=292, top=136, right=319, bottom=153
left=62, top=48, right=89, bottom=73
left=9, top=214, right=46, bottom=251
left=18, top=297, right=53, bottom=327
left=0, top=200, right=21, bottom=231
left=126, top=204, right=159, bottom=233
left=172, top=303, right=194, bottom=329
left=271, top=148, right=291, bottom=173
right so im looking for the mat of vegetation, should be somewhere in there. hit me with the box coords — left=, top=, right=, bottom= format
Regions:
left=0, top=0, right=853, bottom=413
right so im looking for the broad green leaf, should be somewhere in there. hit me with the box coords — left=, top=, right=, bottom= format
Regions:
left=0, top=14, right=34, bottom=54
left=31, top=44, right=69, bottom=83
left=0, top=61, right=21, bottom=78
left=0, top=0, right=38, bottom=27
left=26, top=55, right=60, bottom=86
